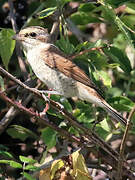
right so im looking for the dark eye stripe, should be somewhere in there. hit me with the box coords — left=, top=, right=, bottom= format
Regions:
left=29, top=32, right=37, bottom=37
left=24, top=33, right=29, bottom=37
left=24, top=32, right=37, bottom=38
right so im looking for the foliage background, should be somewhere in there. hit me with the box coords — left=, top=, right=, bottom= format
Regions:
left=0, top=0, right=135, bottom=179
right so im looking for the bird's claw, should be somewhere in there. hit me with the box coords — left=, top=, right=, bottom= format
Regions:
left=35, top=89, right=61, bottom=96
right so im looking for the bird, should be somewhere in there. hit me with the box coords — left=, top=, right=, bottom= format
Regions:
left=13, top=26, right=127, bottom=126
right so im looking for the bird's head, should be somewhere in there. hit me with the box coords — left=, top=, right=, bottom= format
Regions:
left=13, top=26, right=51, bottom=51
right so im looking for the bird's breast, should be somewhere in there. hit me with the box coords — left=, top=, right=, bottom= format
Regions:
left=27, top=51, right=77, bottom=97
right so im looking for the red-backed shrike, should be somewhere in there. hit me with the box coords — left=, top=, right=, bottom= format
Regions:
left=13, top=26, right=126, bottom=126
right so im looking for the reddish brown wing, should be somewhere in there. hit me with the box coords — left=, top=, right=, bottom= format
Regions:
left=41, top=45, right=103, bottom=97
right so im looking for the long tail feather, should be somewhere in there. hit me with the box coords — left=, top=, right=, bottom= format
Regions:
left=102, top=102, right=127, bottom=126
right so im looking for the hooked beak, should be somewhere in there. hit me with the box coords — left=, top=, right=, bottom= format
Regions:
left=12, top=34, right=18, bottom=40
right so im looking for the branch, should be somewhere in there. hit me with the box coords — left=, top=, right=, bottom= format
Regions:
left=117, top=105, right=134, bottom=179
left=8, top=0, right=28, bottom=80
left=0, top=92, right=34, bottom=135
left=0, top=67, right=118, bottom=159
left=8, top=0, right=18, bottom=32
left=66, top=18, right=87, bottom=43
left=69, top=46, right=107, bottom=60
left=0, top=106, right=18, bottom=134
left=0, top=92, right=81, bottom=146
left=0, top=66, right=133, bottom=176
left=128, top=104, right=135, bottom=121
left=0, top=67, right=121, bottom=160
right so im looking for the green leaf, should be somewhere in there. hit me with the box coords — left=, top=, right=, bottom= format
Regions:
left=6, top=125, right=38, bottom=141
left=126, top=2, right=135, bottom=14
left=41, top=127, right=57, bottom=150
left=74, top=101, right=95, bottom=125
left=46, top=95, right=71, bottom=118
left=24, top=164, right=39, bottom=171
left=76, top=41, right=90, bottom=52
left=96, top=70, right=112, bottom=88
left=95, top=125, right=111, bottom=140
left=0, top=160, right=11, bottom=164
left=103, top=46, right=132, bottom=74
left=60, top=97, right=72, bottom=113
left=38, top=7, right=57, bottom=19
left=68, top=127, right=80, bottom=136
left=56, top=36, right=75, bottom=55
left=108, top=96, right=135, bottom=112
left=108, top=63, right=120, bottom=68
left=51, top=95, right=72, bottom=113
left=71, top=11, right=101, bottom=25
left=79, top=2, right=96, bottom=12
left=9, top=161, right=22, bottom=168
left=0, top=151, right=13, bottom=159
left=22, top=172, right=36, bottom=180
left=24, top=165, right=39, bottom=171
left=121, top=15, right=135, bottom=29
left=88, top=51, right=108, bottom=70
left=106, top=0, right=130, bottom=7
left=19, top=156, right=37, bottom=164
left=0, top=76, right=5, bottom=91
left=0, top=29, right=15, bottom=70
left=131, top=70, right=135, bottom=77
left=114, top=17, right=133, bottom=46
left=100, top=1, right=134, bottom=47
left=76, top=40, right=103, bottom=52
left=113, top=33, right=127, bottom=50
left=0, top=160, right=22, bottom=169
left=108, top=87, right=122, bottom=97
left=99, top=118, right=110, bottom=132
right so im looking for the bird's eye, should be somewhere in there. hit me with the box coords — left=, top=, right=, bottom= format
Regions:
left=29, top=32, right=37, bottom=37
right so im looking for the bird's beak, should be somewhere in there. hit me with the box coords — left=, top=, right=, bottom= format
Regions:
left=12, top=34, right=18, bottom=40
left=12, top=34, right=23, bottom=41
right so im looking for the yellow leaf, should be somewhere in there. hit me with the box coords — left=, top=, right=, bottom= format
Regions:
left=51, top=159, right=64, bottom=179
left=71, top=150, right=92, bottom=180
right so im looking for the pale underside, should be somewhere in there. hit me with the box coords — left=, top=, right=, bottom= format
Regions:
left=26, top=43, right=105, bottom=107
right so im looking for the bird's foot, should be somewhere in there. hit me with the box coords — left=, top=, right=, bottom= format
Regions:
left=35, top=89, right=61, bottom=96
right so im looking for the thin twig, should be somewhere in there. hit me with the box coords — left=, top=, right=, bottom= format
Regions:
left=0, top=91, right=35, bottom=135
left=128, top=104, right=135, bottom=121
left=117, top=105, right=135, bottom=179
left=8, top=0, right=18, bottom=32
left=0, top=92, right=81, bottom=146
left=66, top=18, right=87, bottom=43
left=69, top=46, right=107, bottom=60
left=8, top=0, right=28, bottom=80
left=50, top=21, right=60, bottom=43
left=0, top=106, right=18, bottom=134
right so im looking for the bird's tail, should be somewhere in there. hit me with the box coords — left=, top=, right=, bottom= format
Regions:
left=101, top=101, right=127, bottom=126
